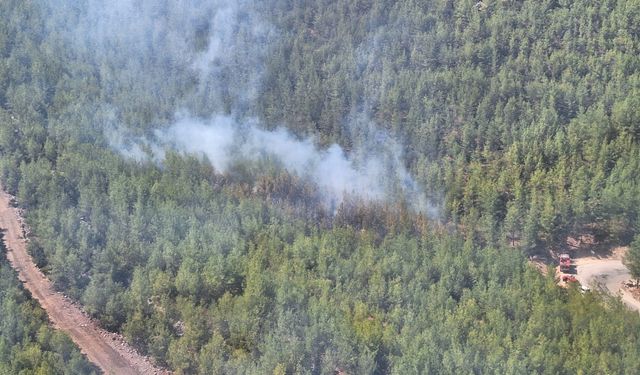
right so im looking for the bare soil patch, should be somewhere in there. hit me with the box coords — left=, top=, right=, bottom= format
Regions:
left=528, top=232, right=640, bottom=312
left=570, top=243, right=640, bottom=312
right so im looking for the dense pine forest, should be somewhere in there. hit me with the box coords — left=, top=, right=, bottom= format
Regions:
left=2, top=0, right=640, bottom=373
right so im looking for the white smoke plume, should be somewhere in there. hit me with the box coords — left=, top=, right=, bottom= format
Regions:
left=113, top=113, right=435, bottom=215
left=46, top=0, right=436, bottom=215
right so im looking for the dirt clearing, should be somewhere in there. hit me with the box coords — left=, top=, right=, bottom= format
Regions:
left=574, top=248, right=640, bottom=312
left=0, top=187, right=169, bottom=375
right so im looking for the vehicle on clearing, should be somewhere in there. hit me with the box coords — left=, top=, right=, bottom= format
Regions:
left=580, top=285, right=591, bottom=293
left=559, top=253, right=571, bottom=272
left=561, top=274, right=578, bottom=283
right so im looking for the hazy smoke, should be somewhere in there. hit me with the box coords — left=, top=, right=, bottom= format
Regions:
left=190, top=1, right=274, bottom=113
left=111, top=112, right=434, bottom=214
left=46, top=0, right=435, bottom=215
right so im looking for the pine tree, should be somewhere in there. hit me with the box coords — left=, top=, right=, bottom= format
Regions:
left=623, top=235, right=640, bottom=285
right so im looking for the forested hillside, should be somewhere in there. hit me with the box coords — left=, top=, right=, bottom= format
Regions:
left=258, top=0, right=640, bottom=249
left=1, top=0, right=640, bottom=373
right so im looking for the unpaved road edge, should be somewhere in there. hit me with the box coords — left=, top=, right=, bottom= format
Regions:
left=0, top=188, right=169, bottom=375
left=574, top=255, right=640, bottom=312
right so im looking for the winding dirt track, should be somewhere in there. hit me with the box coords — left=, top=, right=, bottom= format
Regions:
left=0, top=188, right=169, bottom=375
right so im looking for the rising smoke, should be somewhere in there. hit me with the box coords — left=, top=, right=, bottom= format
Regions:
left=47, top=0, right=436, bottom=215
left=149, top=114, right=431, bottom=213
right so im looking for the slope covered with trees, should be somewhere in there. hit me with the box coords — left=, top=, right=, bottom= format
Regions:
left=1, top=0, right=640, bottom=374
left=258, top=0, right=640, bottom=249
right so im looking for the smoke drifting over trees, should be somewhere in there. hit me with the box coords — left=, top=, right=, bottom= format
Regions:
left=53, top=0, right=433, bottom=213
left=148, top=115, right=432, bottom=213
left=4, top=0, right=640, bottom=373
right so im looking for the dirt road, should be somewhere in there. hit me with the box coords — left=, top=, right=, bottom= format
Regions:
left=0, top=188, right=169, bottom=375
left=575, top=256, right=640, bottom=312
